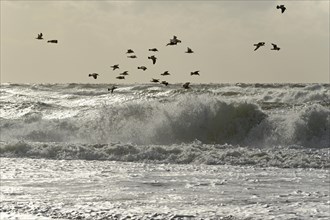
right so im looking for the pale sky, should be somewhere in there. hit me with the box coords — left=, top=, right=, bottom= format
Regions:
left=1, top=0, right=329, bottom=84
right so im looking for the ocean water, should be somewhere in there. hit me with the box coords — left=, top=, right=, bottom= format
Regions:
left=1, top=83, right=330, bottom=219
left=0, top=83, right=329, bottom=168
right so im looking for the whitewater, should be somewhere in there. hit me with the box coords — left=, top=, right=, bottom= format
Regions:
left=0, top=83, right=329, bottom=219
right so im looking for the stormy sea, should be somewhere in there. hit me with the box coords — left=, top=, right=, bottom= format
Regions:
left=0, top=83, right=329, bottom=220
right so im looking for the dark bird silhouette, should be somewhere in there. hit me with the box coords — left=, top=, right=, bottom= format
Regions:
left=191, top=71, right=200, bottom=76
left=161, top=71, right=170, bottom=76
left=47, top=40, right=58, bottom=43
left=116, top=76, right=125, bottom=80
left=253, top=42, right=265, bottom=51
left=128, top=55, right=137, bottom=58
left=271, top=43, right=280, bottom=51
left=166, top=35, right=182, bottom=46
left=161, top=81, right=169, bottom=86
left=110, top=64, right=119, bottom=70
left=171, top=35, right=182, bottom=44
left=185, top=47, right=194, bottom=53
left=149, top=48, right=158, bottom=52
left=108, top=85, right=117, bottom=94
left=120, top=71, right=129, bottom=76
left=88, top=73, right=99, bottom=79
left=137, top=66, right=147, bottom=71
left=151, top=78, right=160, bottom=83
left=183, top=82, right=190, bottom=89
left=36, top=33, right=43, bottom=40
left=166, top=41, right=177, bottom=46
left=126, top=49, right=134, bottom=54
left=276, top=5, right=286, bottom=13
left=148, top=55, right=157, bottom=65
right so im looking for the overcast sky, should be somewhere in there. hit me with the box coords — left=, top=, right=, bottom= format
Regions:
left=1, top=0, right=329, bottom=84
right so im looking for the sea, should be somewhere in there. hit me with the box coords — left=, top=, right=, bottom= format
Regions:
left=0, top=83, right=329, bottom=219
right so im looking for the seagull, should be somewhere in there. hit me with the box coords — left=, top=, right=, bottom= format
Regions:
left=161, top=81, right=169, bottom=86
left=166, top=35, right=182, bottom=46
left=185, top=47, right=194, bottom=53
left=126, top=49, right=134, bottom=54
left=171, top=35, right=182, bottom=44
left=161, top=71, right=170, bottom=76
left=128, top=55, right=137, bottom=58
left=253, top=42, right=265, bottom=51
left=148, top=55, right=157, bottom=65
left=149, top=48, right=158, bottom=52
left=137, top=66, right=147, bottom=71
left=151, top=78, right=159, bottom=83
left=36, top=33, right=43, bottom=40
left=183, top=82, right=190, bottom=89
left=120, top=71, right=129, bottom=75
left=47, top=40, right=58, bottom=43
left=271, top=43, right=280, bottom=51
left=116, top=76, right=125, bottom=80
left=166, top=41, right=177, bottom=46
left=108, top=85, right=117, bottom=94
left=191, top=71, right=200, bottom=76
left=110, top=64, right=119, bottom=70
left=88, top=73, right=99, bottom=79
left=276, top=5, right=286, bottom=13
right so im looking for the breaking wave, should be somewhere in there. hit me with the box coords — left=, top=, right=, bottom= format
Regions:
left=0, top=95, right=329, bottom=148
left=0, top=141, right=328, bottom=169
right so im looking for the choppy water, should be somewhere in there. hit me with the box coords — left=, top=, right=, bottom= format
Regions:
left=1, top=83, right=329, bottom=168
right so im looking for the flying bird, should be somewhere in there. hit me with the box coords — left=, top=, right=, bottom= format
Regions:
left=88, top=73, right=99, bottom=79
left=276, top=5, right=286, bottom=13
left=253, top=42, right=265, bottom=51
left=108, top=85, right=118, bottom=94
left=191, top=71, right=200, bottom=76
left=151, top=78, right=160, bottom=83
left=166, top=41, right=177, bottom=46
left=47, top=40, right=58, bottom=43
left=116, top=76, right=125, bottom=80
left=183, top=82, right=190, bottom=89
left=36, top=33, right=43, bottom=40
left=271, top=43, right=280, bottom=51
left=171, top=35, right=182, bottom=44
left=126, top=49, right=134, bottom=54
left=185, top=47, right=194, bottom=53
left=148, top=55, right=157, bottom=65
left=110, top=64, right=119, bottom=70
left=137, top=66, right=147, bottom=71
left=149, top=48, right=158, bottom=52
left=120, top=71, right=129, bottom=76
left=161, top=81, right=169, bottom=86
left=166, top=35, right=182, bottom=46
left=161, top=71, right=170, bottom=76
left=128, top=55, right=137, bottom=58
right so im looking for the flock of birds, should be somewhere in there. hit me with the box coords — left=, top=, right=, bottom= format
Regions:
left=35, top=4, right=287, bottom=93
left=88, top=34, right=198, bottom=92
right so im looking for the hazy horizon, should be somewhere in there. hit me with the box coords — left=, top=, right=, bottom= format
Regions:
left=1, top=0, right=329, bottom=84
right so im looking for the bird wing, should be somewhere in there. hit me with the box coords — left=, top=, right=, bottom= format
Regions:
left=281, top=7, right=286, bottom=13
left=254, top=45, right=261, bottom=51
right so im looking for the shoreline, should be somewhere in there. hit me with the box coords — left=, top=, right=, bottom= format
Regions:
left=1, top=157, right=329, bottom=219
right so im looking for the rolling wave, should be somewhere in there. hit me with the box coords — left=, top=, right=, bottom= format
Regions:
left=1, top=94, right=329, bottom=148
left=0, top=141, right=328, bottom=169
